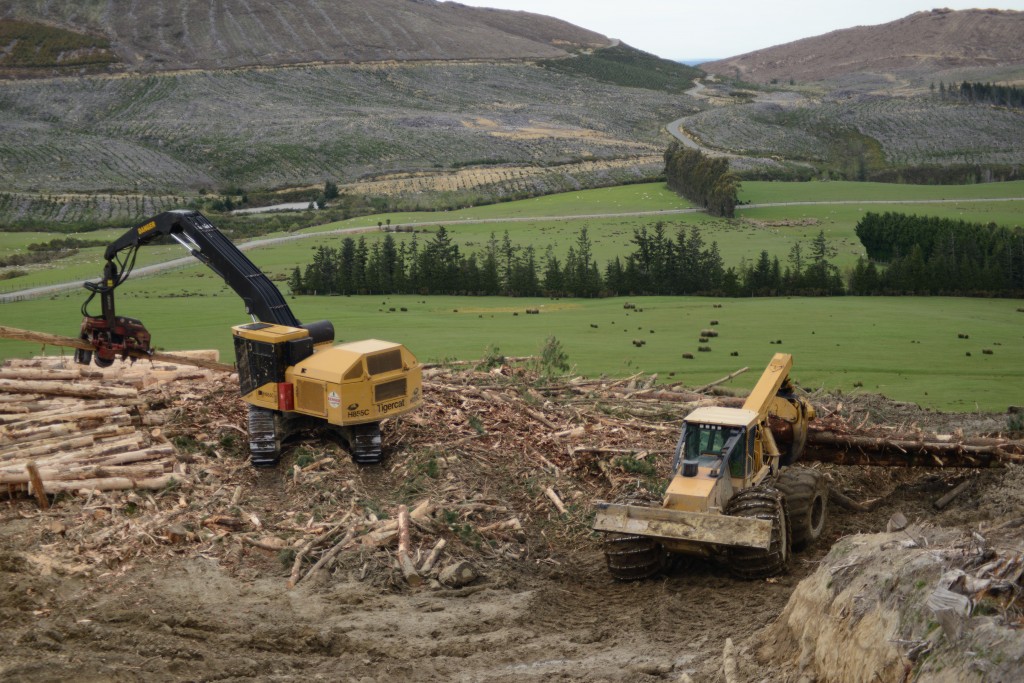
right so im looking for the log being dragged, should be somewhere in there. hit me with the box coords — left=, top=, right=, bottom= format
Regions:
left=806, top=429, right=1023, bottom=467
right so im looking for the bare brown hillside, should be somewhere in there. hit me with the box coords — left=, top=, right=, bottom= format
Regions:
left=0, top=0, right=611, bottom=74
left=703, top=8, right=1024, bottom=84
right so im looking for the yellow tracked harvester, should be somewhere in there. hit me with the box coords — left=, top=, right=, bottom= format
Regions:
left=593, top=353, right=827, bottom=579
left=75, top=210, right=422, bottom=467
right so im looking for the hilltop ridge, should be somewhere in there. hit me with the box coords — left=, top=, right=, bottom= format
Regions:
left=702, top=8, right=1024, bottom=84
left=0, top=0, right=611, bottom=75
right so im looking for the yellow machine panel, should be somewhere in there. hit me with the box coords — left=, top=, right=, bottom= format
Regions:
left=286, top=340, right=422, bottom=427
left=664, top=473, right=717, bottom=512
left=232, top=323, right=309, bottom=343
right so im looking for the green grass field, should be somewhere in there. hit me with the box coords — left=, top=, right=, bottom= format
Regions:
left=1, top=291, right=1021, bottom=413
left=2, top=180, right=1023, bottom=414
left=3, top=181, right=1023, bottom=292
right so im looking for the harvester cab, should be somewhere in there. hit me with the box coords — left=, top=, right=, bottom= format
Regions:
left=594, top=353, right=828, bottom=580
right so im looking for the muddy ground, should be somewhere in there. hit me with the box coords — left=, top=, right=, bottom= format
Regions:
left=2, top=368, right=1021, bottom=682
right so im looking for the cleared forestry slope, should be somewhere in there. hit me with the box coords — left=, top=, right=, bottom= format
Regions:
left=0, top=0, right=611, bottom=73
left=703, top=8, right=1024, bottom=84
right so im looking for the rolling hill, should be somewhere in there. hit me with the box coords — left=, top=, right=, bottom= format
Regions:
left=0, top=0, right=611, bottom=74
left=0, top=4, right=1022, bottom=233
left=702, top=8, right=1024, bottom=85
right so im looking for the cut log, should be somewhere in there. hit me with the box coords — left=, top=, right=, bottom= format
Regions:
left=722, top=637, right=739, bottom=683
left=25, top=463, right=49, bottom=510
left=829, top=489, right=883, bottom=512
left=0, top=326, right=234, bottom=373
left=545, top=487, right=567, bottom=514
left=0, top=378, right=138, bottom=400
left=298, top=529, right=357, bottom=586
left=696, top=367, right=749, bottom=394
left=934, top=479, right=974, bottom=510
left=438, top=561, right=478, bottom=588
left=40, top=473, right=181, bottom=493
left=806, top=430, right=1021, bottom=467
left=397, top=504, right=422, bottom=586
left=419, top=538, right=447, bottom=573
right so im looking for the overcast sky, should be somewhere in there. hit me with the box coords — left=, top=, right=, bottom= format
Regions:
left=453, top=1, right=1024, bottom=61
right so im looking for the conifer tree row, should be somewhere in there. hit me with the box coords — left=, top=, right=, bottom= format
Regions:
left=290, top=224, right=846, bottom=298
left=852, top=212, right=1024, bottom=296
left=662, top=143, right=740, bottom=218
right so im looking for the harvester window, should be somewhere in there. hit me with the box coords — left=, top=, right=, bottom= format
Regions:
left=682, top=424, right=746, bottom=476
left=343, top=362, right=364, bottom=381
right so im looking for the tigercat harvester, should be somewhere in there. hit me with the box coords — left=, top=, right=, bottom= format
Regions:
left=75, top=210, right=422, bottom=467
left=593, top=353, right=827, bottom=579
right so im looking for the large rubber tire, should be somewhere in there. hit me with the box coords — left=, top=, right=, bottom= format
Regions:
left=723, top=487, right=791, bottom=580
left=602, top=533, right=668, bottom=581
left=775, top=468, right=828, bottom=551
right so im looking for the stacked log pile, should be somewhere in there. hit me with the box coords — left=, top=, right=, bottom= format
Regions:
left=1, top=353, right=224, bottom=500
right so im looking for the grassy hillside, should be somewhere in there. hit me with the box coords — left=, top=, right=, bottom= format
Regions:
left=0, top=62, right=691, bottom=206
left=539, top=44, right=704, bottom=94
left=680, top=95, right=1024, bottom=172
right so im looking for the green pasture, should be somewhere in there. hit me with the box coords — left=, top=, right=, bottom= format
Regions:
left=3, top=181, right=1024, bottom=293
left=2, top=291, right=1021, bottom=413
left=741, top=180, right=1024, bottom=204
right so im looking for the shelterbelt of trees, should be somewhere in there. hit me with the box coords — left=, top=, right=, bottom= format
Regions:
left=289, top=223, right=845, bottom=298
left=662, top=144, right=740, bottom=218
left=937, top=80, right=1024, bottom=109
left=290, top=210, right=1023, bottom=299
left=850, top=212, right=1024, bottom=296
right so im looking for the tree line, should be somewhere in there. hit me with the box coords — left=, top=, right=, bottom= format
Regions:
left=851, top=212, right=1024, bottom=296
left=663, top=143, right=740, bottom=218
left=936, top=80, right=1024, bottom=109
left=289, top=224, right=846, bottom=298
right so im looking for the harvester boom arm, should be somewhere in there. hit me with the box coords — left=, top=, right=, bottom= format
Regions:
left=87, top=210, right=300, bottom=327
